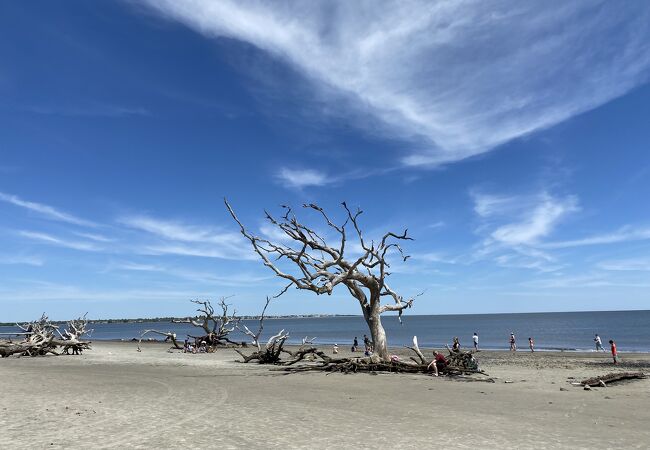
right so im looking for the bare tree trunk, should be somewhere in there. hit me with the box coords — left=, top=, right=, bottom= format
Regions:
left=364, top=303, right=389, bottom=360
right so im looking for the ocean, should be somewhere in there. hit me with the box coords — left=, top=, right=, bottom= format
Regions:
left=2, top=310, right=649, bottom=352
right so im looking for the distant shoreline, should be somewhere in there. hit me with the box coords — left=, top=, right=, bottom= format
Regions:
left=2, top=308, right=648, bottom=326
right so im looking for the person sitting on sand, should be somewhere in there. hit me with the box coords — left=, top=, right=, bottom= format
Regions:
left=528, top=337, right=534, bottom=352
left=509, top=333, right=517, bottom=351
left=609, top=339, right=618, bottom=364
left=199, top=341, right=207, bottom=353
left=427, top=351, right=447, bottom=377
left=452, top=337, right=461, bottom=352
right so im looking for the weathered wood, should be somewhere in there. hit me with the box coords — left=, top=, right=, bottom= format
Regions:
left=225, top=199, right=421, bottom=361
left=581, top=372, right=647, bottom=387
left=0, top=313, right=91, bottom=357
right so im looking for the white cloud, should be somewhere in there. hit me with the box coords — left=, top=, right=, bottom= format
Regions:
left=113, top=261, right=270, bottom=286
left=18, top=230, right=101, bottom=252
left=542, top=226, right=650, bottom=249
left=140, top=0, right=650, bottom=166
left=276, top=167, right=331, bottom=188
left=0, top=255, right=44, bottom=266
left=21, top=104, right=150, bottom=117
left=490, top=194, right=578, bottom=246
left=470, top=190, right=578, bottom=272
left=0, top=191, right=96, bottom=227
left=73, top=231, right=114, bottom=242
left=597, top=258, right=650, bottom=271
left=119, top=214, right=253, bottom=260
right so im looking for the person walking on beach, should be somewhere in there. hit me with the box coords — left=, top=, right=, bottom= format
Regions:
left=333, top=343, right=339, bottom=354
left=472, top=332, right=479, bottom=351
left=528, top=337, right=534, bottom=352
left=351, top=336, right=358, bottom=352
left=509, top=333, right=517, bottom=351
left=594, top=334, right=605, bottom=352
left=363, top=334, right=372, bottom=352
left=609, top=339, right=618, bottom=364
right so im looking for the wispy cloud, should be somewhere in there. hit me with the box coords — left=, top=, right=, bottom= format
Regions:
left=489, top=194, right=578, bottom=246
left=0, top=255, right=44, bottom=266
left=119, top=214, right=253, bottom=260
left=112, top=261, right=270, bottom=286
left=140, top=1, right=650, bottom=166
left=276, top=167, right=332, bottom=189
left=0, top=191, right=96, bottom=227
left=72, top=231, right=114, bottom=242
left=597, top=258, right=650, bottom=271
left=542, top=226, right=650, bottom=249
left=20, top=104, right=150, bottom=118
left=18, top=230, right=101, bottom=252
left=470, top=190, right=578, bottom=272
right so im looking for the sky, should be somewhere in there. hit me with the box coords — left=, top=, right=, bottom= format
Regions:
left=1, top=1, right=649, bottom=321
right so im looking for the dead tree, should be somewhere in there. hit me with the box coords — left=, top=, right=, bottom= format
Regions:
left=139, top=297, right=242, bottom=351
left=234, top=296, right=289, bottom=363
left=0, top=313, right=91, bottom=357
left=226, top=199, right=418, bottom=361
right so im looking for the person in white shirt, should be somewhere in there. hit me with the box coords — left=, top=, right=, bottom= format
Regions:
left=594, top=334, right=605, bottom=352
left=472, top=332, right=479, bottom=351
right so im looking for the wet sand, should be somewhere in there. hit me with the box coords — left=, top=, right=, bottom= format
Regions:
left=1, top=341, right=649, bottom=449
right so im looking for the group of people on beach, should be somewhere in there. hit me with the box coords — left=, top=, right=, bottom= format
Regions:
left=594, top=334, right=618, bottom=363
left=350, top=335, right=374, bottom=356
left=183, top=338, right=208, bottom=354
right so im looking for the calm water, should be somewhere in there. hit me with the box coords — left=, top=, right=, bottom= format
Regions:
left=2, top=310, right=649, bottom=352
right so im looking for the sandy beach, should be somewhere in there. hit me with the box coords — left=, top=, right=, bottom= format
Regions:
left=1, top=342, right=649, bottom=449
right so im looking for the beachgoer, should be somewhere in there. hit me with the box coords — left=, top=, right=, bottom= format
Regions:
left=594, top=334, right=605, bottom=352
left=352, top=336, right=358, bottom=352
left=528, top=337, right=534, bottom=352
left=333, top=343, right=339, bottom=354
left=363, top=334, right=371, bottom=351
left=427, top=350, right=447, bottom=377
left=199, top=341, right=207, bottom=353
left=472, top=332, right=479, bottom=351
left=183, top=338, right=190, bottom=353
left=452, top=337, right=460, bottom=353
left=609, top=340, right=618, bottom=364
left=509, top=333, right=517, bottom=351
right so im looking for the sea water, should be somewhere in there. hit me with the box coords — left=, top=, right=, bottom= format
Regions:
left=2, top=310, right=648, bottom=352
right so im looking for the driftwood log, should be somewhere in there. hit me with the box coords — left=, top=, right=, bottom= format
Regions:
left=0, top=313, right=92, bottom=358
left=238, top=333, right=486, bottom=377
left=581, top=372, right=647, bottom=387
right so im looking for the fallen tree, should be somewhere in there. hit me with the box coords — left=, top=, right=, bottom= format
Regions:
left=280, top=336, right=483, bottom=375
left=0, top=313, right=92, bottom=358
left=139, top=297, right=244, bottom=351
left=226, top=199, right=420, bottom=362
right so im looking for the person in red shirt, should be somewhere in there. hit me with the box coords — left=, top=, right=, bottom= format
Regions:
left=427, top=350, right=448, bottom=377
left=609, top=340, right=618, bottom=364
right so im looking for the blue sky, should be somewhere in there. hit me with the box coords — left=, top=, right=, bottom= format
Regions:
left=1, top=1, right=649, bottom=321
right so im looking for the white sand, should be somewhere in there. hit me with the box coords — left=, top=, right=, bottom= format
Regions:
left=1, top=342, right=649, bottom=449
